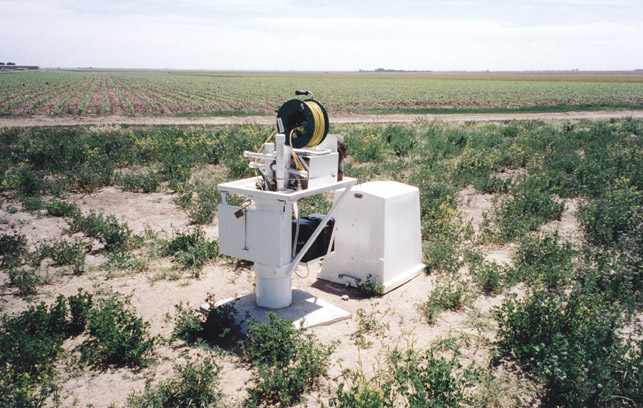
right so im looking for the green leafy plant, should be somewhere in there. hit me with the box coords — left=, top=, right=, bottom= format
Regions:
left=126, top=355, right=225, bottom=408
left=579, top=185, right=642, bottom=249
left=67, top=210, right=133, bottom=253
left=187, top=183, right=221, bottom=225
left=0, top=232, right=28, bottom=269
left=494, top=289, right=642, bottom=407
left=172, top=297, right=240, bottom=346
left=67, top=289, right=94, bottom=334
left=243, top=313, right=335, bottom=407
left=83, top=294, right=155, bottom=367
left=418, top=279, right=470, bottom=324
left=7, top=268, right=40, bottom=295
left=330, top=346, right=478, bottom=408
left=119, top=171, right=162, bottom=193
left=38, top=240, right=89, bottom=274
left=488, top=176, right=565, bottom=242
left=511, top=233, right=576, bottom=289
left=470, top=260, right=506, bottom=293
left=0, top=296, right=74, bottom=407
left=45, top=198, right=80, bottom=218
left=353, top=307, right=389, bottom=349
left=162, top=228, right=218, bottom=271
left=356, top=274, right=384, bottom=297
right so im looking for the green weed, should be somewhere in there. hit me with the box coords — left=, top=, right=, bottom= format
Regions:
left=67, top=210, right=133, bottom=253
left=118, top=171, right=162, bottom=193
left=126, top=354, right=225, bottom=408
left=487, top=176, right=565, bottom=242
left=7, top=268, right=40, bottom=296
left=187, top=183, right=221, bottom=225
left=470, top=260, right=506, bottom=293
left=0, top=294, right=88, bottom=407
left=243, top=313, right=335, bottom=407
left=353, top=307, right=389, bottom=349
left=510, top=233, right=576, bottom=289
left=0, top=232, right=28, bottom=269
left=579, top=185, right=642, bottom=249
left=162, top=228, right=218, bottom=271
left=172, top=297, right=240, bottom=346
left=38, top=240, right=89, bottom=274
left=494, top=289, right=642, bottom=407
left=45, top=198, right=80, bottom=218
left=330, top=346, right=478, bottom=408
left=418, top=279, right=471, bottom=324
left=83, top=294, right=155, bottom=367
left=356, top=274, right=384, bottom=298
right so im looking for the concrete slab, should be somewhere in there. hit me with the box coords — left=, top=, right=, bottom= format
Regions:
left=216, top=289, right=351, bottom=332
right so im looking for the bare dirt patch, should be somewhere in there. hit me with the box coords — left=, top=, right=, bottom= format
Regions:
left=72, top=186, right=194, bottom=237
left=541, top=198, right=585, bottom=244
left=2, top=110, right=643, bottom=128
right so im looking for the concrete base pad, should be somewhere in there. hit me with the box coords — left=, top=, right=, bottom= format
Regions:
left=216, top=289, right=351, bottom=332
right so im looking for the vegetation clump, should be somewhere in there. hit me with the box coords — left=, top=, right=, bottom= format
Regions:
left=126, top=355, right=225, bottom=408
left=243, top=313, right=335, bottom=407
left=418, top=279, right=471, bottom=324
left=331, top=346, right=478, bottom=407
left=356, top=273, right=384, bottom=297
left=0, top=290, right=153, bottom=405
left=172, top=297, right=240, bottom=347
left=82, top=294, right=156, bottom=367
left=162, top=228, right=219, bottom=272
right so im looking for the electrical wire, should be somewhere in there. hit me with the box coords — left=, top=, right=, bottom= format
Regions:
left=294, top=264, right=310, bottom=279
left=254, top=129, right=277, bottom=190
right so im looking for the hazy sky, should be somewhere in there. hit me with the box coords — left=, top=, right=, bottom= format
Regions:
left=2, top=0, right=642, bottom=71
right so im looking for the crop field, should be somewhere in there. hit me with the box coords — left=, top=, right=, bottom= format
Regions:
left=1, top=70, right=643, bottom=117
left=1, top=118, right=641, bottom=407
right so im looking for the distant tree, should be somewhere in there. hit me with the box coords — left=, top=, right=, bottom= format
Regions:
left=0, top=62, right=5, bottom=65
left=7, top=62, right=16, bottom=66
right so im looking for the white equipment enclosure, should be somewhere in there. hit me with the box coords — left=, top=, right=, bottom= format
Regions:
left=319, top=181, right=424, bottom=292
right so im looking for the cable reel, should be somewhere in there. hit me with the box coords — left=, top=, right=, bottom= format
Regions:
left=276, top=91, right=329, bottom=149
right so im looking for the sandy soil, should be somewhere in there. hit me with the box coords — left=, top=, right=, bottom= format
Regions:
left=0, top=172, right=584, bottom=407
left=1, top=110, right=642, bottom=128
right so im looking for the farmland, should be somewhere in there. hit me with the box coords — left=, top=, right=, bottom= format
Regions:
left=1, top=118, right=642, bottom=407
left=1, top=70, right=643, bottom=117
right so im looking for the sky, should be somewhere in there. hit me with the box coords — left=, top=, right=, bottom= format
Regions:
left=1, top=0, right=642, bottom=71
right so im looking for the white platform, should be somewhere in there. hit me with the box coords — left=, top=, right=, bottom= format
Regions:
left=216, top=290, right=351, bottom=332
left=319, top=181, right=424, bottom=293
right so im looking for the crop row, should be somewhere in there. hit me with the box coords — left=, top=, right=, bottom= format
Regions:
left=1, top=70, right=642, bottom=116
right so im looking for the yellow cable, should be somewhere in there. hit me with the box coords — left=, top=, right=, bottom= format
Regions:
left=287, top=101, right=326, bottom=149
left=304, top=100, right=326, bottom=148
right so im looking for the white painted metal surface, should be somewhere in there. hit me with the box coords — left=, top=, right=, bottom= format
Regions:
left=319, top=181, right=424, bottom=292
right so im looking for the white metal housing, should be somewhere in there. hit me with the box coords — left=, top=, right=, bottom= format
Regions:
left=319, top=181, right=424, bottom=292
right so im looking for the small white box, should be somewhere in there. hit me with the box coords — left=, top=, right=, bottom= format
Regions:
left=319, top=181, right=424, bottom=292
left=218, top=204, right=291, bottom=267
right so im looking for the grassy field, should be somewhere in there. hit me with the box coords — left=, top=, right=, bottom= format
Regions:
left=1, top=70, right=642, bottom=117
left=1, top=118, right=641, bottom=407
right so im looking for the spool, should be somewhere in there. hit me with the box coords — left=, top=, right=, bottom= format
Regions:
left=276, top=99, right=329, bottom=148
